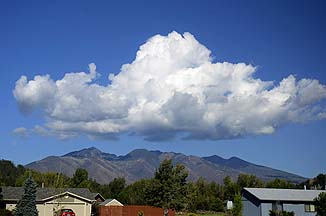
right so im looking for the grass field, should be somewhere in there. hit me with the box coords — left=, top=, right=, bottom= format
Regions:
left=177, top=212, right=227, bottom=216
left=198, top=214, right=226, bottom=216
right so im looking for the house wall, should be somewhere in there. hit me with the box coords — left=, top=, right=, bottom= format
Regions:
left=283, top=203, right=316, bottom=216
left=258, top=202, right=317, bottom=216
left=242, top=196, right=261, bottom=216
left=44, top=199, right=92, bottom=216
left=6, top=203, right=50, bottom=215
left=260, top=203, right=273, bottom=216
left=5, top=195, right=92, bottom=216
left=105, top=199, right=123, bottom=206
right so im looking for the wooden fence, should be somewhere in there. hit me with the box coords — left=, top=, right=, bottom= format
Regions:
left=98, top=205, right=175, bottom=216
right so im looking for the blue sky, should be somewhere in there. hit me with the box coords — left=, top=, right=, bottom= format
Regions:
left=0, top=0, right=325, bottom=178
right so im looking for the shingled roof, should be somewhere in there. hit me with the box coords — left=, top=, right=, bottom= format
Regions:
left=2, top=187, right=99, bottom=201
left=243, top=188, right=324, bottom=202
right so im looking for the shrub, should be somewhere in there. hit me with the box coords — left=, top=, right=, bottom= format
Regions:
left=269, top=210, right=294, bottom=216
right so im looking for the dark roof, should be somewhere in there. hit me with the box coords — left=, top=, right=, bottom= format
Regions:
left=243, top=188, right=324, bottom=202
left=99, top=199, right=114, bottom=206
left=2, top=187, right=98, bottom=201
left=92, top=192, right=105, bottom=202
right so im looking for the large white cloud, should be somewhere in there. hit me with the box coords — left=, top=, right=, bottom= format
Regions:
left=13, top=32, right=326, bottom=141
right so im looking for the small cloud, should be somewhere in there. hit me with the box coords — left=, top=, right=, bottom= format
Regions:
left=13, top=127, right=29, bottom=138
left=33, top=125, right=77, bottom=140
left=33, top=125, right=50, bottom=136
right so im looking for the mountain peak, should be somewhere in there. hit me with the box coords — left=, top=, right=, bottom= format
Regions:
left=87, top=146, right=102, bottom=153
left=63, top=146, right=103, bottom=158
left=203, top=155, right=226, bottom=164
left=121, top=149, right=162, bottom=161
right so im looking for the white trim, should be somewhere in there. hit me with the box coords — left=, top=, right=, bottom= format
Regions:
left=42, top=191, right=93, bottom=203
left=101, top=199, right=124, bottom=206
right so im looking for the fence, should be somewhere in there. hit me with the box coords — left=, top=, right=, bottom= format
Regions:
left=98, top=205, right=176, bottom=216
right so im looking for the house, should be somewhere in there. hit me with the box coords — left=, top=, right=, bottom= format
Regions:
left=242, top=188, right=324, bottom=216
left=100, top=199, right=123, bottom=206
left=1, top=187, right=105, bottom=216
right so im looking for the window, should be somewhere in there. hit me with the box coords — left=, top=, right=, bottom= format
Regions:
left=305, top=204, right=316, bottom=212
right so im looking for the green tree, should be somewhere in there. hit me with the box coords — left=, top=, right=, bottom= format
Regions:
left=210, top=196, right=224, bottom=212
left=193, top=177, right=210, bottom=211
left=184, top=182, right=197, bottom=212
left=316, top=174, right=326, bottom=190
left=224, top=176, right=240, bottom=200
left=119, top=179, right=152, bottom=205
left=314, top=192, right=326, bottom=216
left=266, top=179, right=295, bottom=189
left=188, top=177, right=224, bottom=212
left=299, top=173, right=326, bottom=190
left=232, top=193, right=243, bottom=216
left=98, top=177, right=128, bottom=200
left=0, top=160, right=25, bottom=186
left=71, top=168, right=89, bottom=188
left=14, top=176, right=38, bottom=216
left=146, top=159, right=188, bottom=214
left=237, top=174, right=264, bottom=189
left=16, top=170, right=71, bottom=188
left=108, top=177, right=126, bottom=199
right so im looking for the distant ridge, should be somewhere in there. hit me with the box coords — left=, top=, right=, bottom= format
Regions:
left=26, top=147, right=306, bottom=184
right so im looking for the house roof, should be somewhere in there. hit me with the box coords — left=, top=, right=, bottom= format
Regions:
left=2, top=187, right=99, bottom=202
left=99, top=199, right=123, bottom=206
left=100, top=199, right=114, bottom=206
left=243, top=187, right=325, bottom=202
left=92, top=192, right=105, bottom=202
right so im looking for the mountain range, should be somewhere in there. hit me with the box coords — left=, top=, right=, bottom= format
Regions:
left=26, top=147, right=306, bottom=184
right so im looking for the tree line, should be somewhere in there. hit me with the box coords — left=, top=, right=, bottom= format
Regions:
left=0, top=159, right=325, bottom=214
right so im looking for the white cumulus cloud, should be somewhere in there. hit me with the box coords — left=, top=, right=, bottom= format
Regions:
left=13, top=32, right=326, bottom=141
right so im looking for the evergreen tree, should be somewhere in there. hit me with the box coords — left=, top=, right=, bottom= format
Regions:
left=14, top=176, right=38, bottom=216
left=146, top=159, right=188, bottom=215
